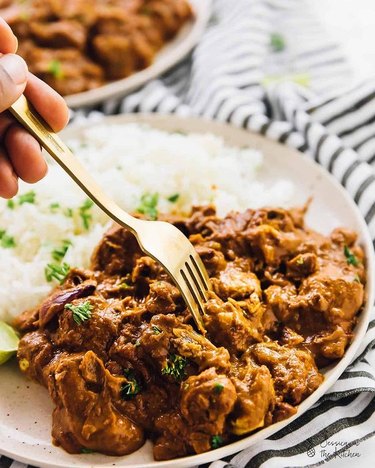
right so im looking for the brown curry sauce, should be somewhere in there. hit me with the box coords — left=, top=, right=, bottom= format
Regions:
left=14, top=205, right=365, bottom=459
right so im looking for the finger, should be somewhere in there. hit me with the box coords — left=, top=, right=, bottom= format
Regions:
left=0, top=17, right=18, bottom=54
left=5, top=124, right=47, bottom=183
left=25, top=73, right=69, bottom=132
left=0, top=113, right=13, bottom=138
left=0, top=147, right=18, bottom=198
left=0, top=54, right=27, bottom=112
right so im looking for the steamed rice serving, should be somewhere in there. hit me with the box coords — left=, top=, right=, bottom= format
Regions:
left=0, top=123, right=294, bottom=323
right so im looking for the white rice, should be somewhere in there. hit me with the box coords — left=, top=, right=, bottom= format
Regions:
left=0, top=123, right=294, bottom=323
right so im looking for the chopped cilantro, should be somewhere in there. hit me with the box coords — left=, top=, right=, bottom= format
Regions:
left=7, top=199, right=15, bottom=209
left=65, top=301, right=93, bottom=325
left=167, top=193, right=180, bottom=203
left=214, top=383, right=224, bottom=394
left=1, top=235, right=16, bottom=249
left=211, top=435, right=223, bottom=449
left=137, top=193, right=159, bottom=220
left=79, top=199, right=94, bottom=230
left=121, top=370, right=141, bottom=399
left=19, top=191, right=36, bottom=205
left=52, top=239, right=72, bottom=262
left=6, top=192, right=36, bottom=208
left=49, top=202, right=60, bottom=212
left=81, top=199, right=94, bottom=210
left=151, top=325, right=162, bottom=335
left=81, top=448, right=95, bottom=454
left=161, top=354, right=187, bottom=381
left=344, top=245, right=359, bottom=266
left=45, top=262, right=70, bottom=283
left=119, top=281, right=131, bottom=289
left=270, top=33, right=285, bottom=52
left=48, top=59, right=64, bottom=79
left=0, top=230, right=16, bottom=248
left=64, top=207, right=73, bottom=218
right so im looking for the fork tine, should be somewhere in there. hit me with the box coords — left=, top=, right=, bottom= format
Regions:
left=185, top=259, right=208, bottom=302
left=189, top=250, right=211, bottom=292
left=177, top=271, right=206, bottom=334
left=180, top=267, right=205, bottom=316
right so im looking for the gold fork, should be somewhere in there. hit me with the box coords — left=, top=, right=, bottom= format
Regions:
left=9, top=95, right=210, bottom=333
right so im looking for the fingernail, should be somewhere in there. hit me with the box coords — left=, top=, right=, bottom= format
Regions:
left=0, top=54, right=27, bottom=85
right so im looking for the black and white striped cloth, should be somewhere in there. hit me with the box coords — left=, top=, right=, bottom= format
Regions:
left=2, top=0, right=375, bottom=467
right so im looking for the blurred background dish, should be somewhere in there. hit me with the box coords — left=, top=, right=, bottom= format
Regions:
left=0, top=0, right=211, bottom=108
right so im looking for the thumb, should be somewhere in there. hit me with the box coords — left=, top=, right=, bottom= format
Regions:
left=0, top=54, right=27, bottom=113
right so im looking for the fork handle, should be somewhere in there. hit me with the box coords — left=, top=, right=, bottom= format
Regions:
left=9, top=94, right=141, bottom=235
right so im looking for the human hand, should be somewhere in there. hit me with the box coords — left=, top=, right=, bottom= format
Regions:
left=0, top=17, right=69, bottom=198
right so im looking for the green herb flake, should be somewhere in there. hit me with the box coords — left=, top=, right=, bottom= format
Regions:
left=65, top=301, right=93, bottom=325
left=121, top=370, right=141, bottom=399
left=45, top=262, right=70, bottom=283
left=52, top=239, right=72, bottom=262
left=214, top=383, right=224, bottom=394
left=48, top=59, right=64, bottom=79
left=7, top=199, right=15, bottom=209
left=137, top=193, right=159, bottom=220
left=64, top=207, right=73, bottom=218
left=296, top=256, right=304, bottom=265
left=211, top=435, right=223, bottom=449
left=0, top=230, right=16, bottom=248
left=81, top=199, right=94, bottom=211
left=81, top=448, right=95, bottom=454
left=1, top=235, right=16, bottom=249
left=344, top=245, right=359, bottom=266
left=134, top=338, right=141, bottom=347
left=151, top=325, right=162, bottom=335
left=167, top=193, right=180, bottom=203
left=119, top=281, right=132, bottom=291
left=18, top=190, right=36, bottom=205
left=49, top=202, right=60, bottom=212
left=161, top=354, right=187, bottom=381
left=79, top=199, right=94, bottom=230
left=270, top=33, right=285, bottom=52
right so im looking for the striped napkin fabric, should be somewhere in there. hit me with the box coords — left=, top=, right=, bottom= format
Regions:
left=2, top=1, right=374, bottom=467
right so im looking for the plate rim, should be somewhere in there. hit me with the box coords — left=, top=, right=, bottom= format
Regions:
left=64, top=0, right=212, bottom=109
left=1, top=113, right=374, bottom=468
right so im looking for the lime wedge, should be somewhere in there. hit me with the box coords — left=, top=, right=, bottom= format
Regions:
left=0, top=321, right=19, bottom=365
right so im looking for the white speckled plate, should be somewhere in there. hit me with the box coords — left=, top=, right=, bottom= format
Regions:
left=64, top=0, right=212, bottom=109
left=0, top=115, right=374, bottom=468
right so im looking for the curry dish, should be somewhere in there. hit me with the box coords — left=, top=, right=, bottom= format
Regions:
left=0, top=0, right=193, bottom=96
left=15, top=205, right=365, bottom=459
